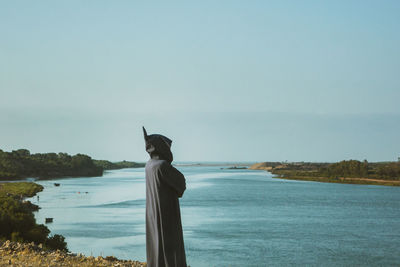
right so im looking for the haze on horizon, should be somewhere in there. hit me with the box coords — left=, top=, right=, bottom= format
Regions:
left=1, top=1, right=399, bottom=163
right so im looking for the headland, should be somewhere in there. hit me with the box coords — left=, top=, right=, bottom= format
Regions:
left=250, top=160, right=400, bottom=186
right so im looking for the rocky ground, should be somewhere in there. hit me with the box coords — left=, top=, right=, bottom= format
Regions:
left=0, top=240, right=146, bottom=267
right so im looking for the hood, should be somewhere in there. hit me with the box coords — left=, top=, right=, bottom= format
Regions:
left=143, top=127, right=173, bottom=163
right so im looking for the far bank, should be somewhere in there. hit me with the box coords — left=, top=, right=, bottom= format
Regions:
left=250, top=160, right=400, bottom=186
left=0, top=148, right=145, bottom=181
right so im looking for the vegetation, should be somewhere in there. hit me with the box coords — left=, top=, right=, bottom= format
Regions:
left=0, top=182, right=67, bottom=251
left=0, top=149, right=145, bottom=181
left=319, top=160, right=369, bottom=178
left=0, top=149, right=102, bottom=181
left=0, top=240, right=145, bottom=266
left=94, top=160, right=145, bottom=170
left=0, top=182, right=44, bottom=198
left=251, top=160, right=400, bottom=186
left=0, top=149, right=141, bottom=254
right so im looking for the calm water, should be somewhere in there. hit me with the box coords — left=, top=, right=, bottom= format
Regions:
left=30, top=166, right=400, bottom=266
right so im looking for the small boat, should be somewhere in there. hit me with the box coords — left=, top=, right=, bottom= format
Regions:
left=54, top=183, right=60, bottom=187
left=45, top=218, right=53, bottom=223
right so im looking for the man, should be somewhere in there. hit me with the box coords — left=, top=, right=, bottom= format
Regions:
left=143, top=127, right=187, bottom=267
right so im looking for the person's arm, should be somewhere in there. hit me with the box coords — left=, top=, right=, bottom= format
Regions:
left=159, top=161, right=186, bottom=197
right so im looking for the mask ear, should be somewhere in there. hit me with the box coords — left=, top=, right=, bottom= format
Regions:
left=142, top=126, right=148, bottom=141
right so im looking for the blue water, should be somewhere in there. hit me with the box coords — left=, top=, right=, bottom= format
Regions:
left=30, top=166, right=400, bottom=266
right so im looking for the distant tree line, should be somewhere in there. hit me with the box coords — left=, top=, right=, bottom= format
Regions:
left=271, top=160, right=400, bottom=180
left=319, top=160, right=369, bottom=178
left=320, top=160, right=400, bottom=180
left=0, top=182, right=67, bottom=251
left=373, top=162, right=400, bottom=179
left=0, top=149, right=145, bottom=181
left=93, top=160, right=145, bottom=170
left=0, top=149, right=102, bottom=180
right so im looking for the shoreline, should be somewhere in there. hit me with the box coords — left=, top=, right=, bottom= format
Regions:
left=250, top=161, right=400, bottom=187
left=271, top=175, right=400, bottom=186
left=0, top=182, right=146, bottom=266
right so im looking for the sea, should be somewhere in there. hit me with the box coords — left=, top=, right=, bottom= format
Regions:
left=29, top=165, right=400, bottom=266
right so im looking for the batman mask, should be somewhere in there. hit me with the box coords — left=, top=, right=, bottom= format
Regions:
left=143, top=127, right=173, bottom=163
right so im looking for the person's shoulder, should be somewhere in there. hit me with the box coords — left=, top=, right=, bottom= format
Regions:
left=158, top=160, right=171, bottom=169
left=148, top=159, right=169, bottom=169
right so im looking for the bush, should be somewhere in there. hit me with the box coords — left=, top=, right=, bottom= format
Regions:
left=0, top=182, right=68, bottom=251
left=46, top=234, right=68, bottom=251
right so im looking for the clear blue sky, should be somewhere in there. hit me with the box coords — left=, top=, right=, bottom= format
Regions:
left=1, top=1, right=399, bottom=162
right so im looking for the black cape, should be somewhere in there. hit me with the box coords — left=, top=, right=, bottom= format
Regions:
left=143, top=127, right=187, bottom=267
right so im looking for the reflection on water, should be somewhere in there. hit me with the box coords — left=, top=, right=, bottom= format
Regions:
left=30, top=166, right=400, bottom=266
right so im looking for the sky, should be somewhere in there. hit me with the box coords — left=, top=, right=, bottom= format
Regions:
left=1, top=1, right=399, bottom=162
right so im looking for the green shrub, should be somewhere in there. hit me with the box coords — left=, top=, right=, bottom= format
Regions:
left=46, top=234, right=68, bottom=251
left=0, top=182, right=68, bottom=251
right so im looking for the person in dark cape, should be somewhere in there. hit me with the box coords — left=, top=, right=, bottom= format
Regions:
left=143, top=127, right=187, bottom=267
